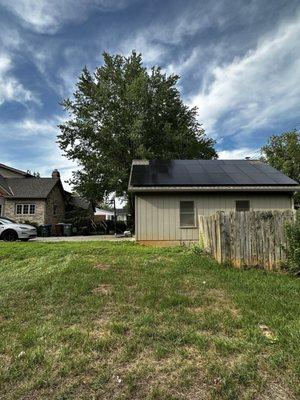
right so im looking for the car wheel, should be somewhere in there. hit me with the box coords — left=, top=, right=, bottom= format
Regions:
left=2, top=229, right=18, bottom=242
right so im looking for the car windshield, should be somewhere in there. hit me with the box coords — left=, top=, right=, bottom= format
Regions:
left=0, top=217, right=16, bottom=224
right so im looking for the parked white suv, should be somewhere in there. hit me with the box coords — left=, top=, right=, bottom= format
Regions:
left=0, top=217, right=37, bottom=241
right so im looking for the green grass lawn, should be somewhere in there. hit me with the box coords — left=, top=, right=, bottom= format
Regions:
left=0, top=241, right=299, bottom=400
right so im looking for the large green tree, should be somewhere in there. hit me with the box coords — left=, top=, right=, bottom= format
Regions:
left=261, top=129, right=300, bottom=202
left=58, top=51, right=217, bottom=211
left=261, top=130, right=300, bottom=182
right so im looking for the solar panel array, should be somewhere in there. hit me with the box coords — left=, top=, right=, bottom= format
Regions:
left=130, top=160, right=299, bottom=187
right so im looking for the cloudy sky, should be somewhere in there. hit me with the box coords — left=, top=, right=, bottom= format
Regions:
left=0, top=0, right=300, bottom=188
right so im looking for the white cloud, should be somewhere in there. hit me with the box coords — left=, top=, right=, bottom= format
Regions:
left=0, top=54, right=36, bottom=105
left=0, top=115, right=77, bottom=191
left=190, top=14, right=300, bottom=138
left=218, top=147, right=260, bottom=160
left=0, top=0, right=136, bottom=34
left=117, top=6, right=222, bottom=65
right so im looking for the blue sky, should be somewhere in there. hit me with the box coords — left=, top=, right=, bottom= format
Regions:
left=0, top=0, right=300, bottom=189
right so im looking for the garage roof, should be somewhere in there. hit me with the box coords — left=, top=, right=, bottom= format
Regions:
left=128, top=159, right=299, bottom=190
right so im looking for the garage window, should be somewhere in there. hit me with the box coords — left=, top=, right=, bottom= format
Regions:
left=236, top=200, right=250, bottom=212
left=180, top=201, right=195, bottom=227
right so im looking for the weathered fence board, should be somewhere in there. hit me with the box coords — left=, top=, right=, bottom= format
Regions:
left=199, top=210, right=295, bottom=270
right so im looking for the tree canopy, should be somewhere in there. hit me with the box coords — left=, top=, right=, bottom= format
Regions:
left=261, top=129, right=300, bottom=183
left=261, top=129, right=300, bottom=203
left=58, top=51, right=217, bottom=206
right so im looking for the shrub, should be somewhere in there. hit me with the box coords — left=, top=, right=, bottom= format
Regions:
left=21, top=220, right=39, bottom=229
left=284, top=211, right=300, bottom=274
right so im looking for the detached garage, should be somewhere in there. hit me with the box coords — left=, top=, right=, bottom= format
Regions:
left=128, top=159, right=299, bottom=245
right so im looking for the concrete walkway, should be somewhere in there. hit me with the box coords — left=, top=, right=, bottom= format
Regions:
left=33, top=235, right=135, bottom=242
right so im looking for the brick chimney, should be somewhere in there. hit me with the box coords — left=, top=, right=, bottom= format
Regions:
left=52, top=169, right=60, bottom=179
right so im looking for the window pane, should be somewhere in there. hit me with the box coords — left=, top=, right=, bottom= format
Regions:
left=180, top=201, right=194, bottom=214
left=23, top=205, right=29, bottom=214
left=236, top=200, right=250, bottom=212
left=16, top=204, right=22, bottom=214
left=180, top=213, right=195, bottom=227
left=180, top=201, right=195, bottom=226
left=30, top=205, right=36, bottom=214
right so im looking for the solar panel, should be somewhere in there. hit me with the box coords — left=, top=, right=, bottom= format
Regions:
left=130, top=160, right=299, bottom=187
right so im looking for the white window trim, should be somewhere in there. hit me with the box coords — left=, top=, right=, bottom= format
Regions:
left=179, top=200, right=197, bottom=228
left=16, top=203, right=36, bottom=215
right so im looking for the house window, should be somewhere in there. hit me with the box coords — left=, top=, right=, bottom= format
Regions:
left=180, top=201, right=195, bottom=227
left=30, top=204, right=36, bottom=215
left=16, top=204, right=36, bottom=215
left=53, top=205, right=58, bottom=215
left=236, top=200, right=250, bottom=212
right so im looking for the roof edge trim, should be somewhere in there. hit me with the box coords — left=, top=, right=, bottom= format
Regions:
left=128, top=185, right=300, bottom=193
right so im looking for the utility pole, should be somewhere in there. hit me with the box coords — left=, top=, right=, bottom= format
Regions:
left=113, top=198, right=117, bottom=236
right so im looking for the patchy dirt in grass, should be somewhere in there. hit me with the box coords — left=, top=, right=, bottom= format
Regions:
left=188, top=288, right=240, bottom=318
left=258, top=324, right=278, bottom=342
left=256, top=381, right=297, bottom=400
left=92, top=284, right=112, bottom=295
left=205, top=288, right=240, bottom=316
left=93, top=264, right=111, bottom=270
left=90, top=327, right=111, bottom=340
left=90, top=349, right=212, bottom=400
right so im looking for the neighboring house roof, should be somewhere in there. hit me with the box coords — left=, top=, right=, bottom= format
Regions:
left=64, top=191, right=92, bottom=210
left=0, top=163, right=33, bottom=177
left=94, top=208, right=114, bottom=216
left=4, top=178, right=61, bottom=199
left=0, top=175, right=13, bottom=195
left=69, top=195, right=91, bottom=210
left=128, top=159, right=300, bottom=192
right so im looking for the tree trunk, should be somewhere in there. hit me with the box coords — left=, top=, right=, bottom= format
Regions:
left=127, top=193, right=135, bottom=233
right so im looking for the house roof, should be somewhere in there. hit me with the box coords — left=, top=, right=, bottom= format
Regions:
left=0, top=163, right=33, bottom=177
left=128, top=159, right=300, bottom=192
left=69, top=195, right=91, bottom=210
left=0, top=175, right=13, bottom=195
left=4, top=178, right=61, bottom=199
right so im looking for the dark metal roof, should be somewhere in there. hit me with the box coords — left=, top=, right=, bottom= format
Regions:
left=5, top=178, right=60, bottom=199
left=129, top=159, right=299, bottom=188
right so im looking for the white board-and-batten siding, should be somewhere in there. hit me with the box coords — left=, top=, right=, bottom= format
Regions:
left=135, top=192, right=293, bottom=243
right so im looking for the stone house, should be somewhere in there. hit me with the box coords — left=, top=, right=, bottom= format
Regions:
left=0, top=163, right=65, bottom=228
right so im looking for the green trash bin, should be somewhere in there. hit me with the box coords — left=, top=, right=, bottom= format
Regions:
left=63, top=223, right=73, bottom=236
left=39, top=224, right=52, bottom=237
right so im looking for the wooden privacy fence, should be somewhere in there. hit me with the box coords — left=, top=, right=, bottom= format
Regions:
left=198, top=210, right=295, bottom=270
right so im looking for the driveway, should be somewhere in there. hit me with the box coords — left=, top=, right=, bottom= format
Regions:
left=33, top=235, right=135, bottom=242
